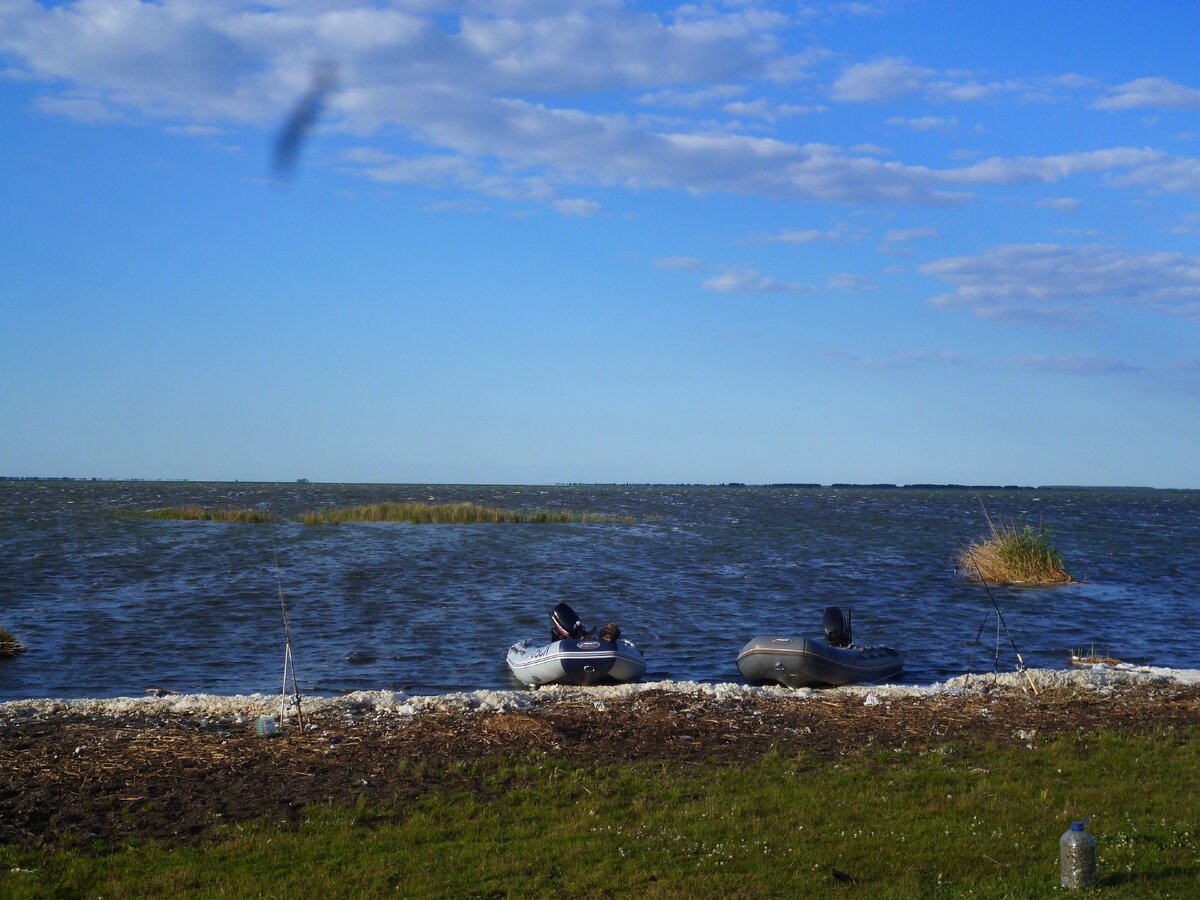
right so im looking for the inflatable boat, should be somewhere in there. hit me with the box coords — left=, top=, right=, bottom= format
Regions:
left=506, top=603, right=646, bottom=687
left=737, top=607, right=903, bottom=688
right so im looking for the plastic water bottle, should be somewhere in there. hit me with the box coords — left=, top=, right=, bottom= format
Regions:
left=1060, top=820, right=1096, bottom=889
left=254, top=716, right=279, bottom=737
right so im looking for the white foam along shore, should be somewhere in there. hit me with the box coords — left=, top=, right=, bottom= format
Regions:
left=2, top=665, right=1198, bottom=726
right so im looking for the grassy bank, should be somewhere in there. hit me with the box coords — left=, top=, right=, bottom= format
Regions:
left=0, top=625, right=22, bottom=658
left=958, top=518, right=1073, bottom=585
left=121, top=507, right=276, bottom=524
left=2, top=731, right=1195, bottom=898
left=300, top=501, right=634, bottom=525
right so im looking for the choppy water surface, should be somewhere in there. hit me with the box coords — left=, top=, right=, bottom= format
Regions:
left=1, top=481, right=1197, bottom=701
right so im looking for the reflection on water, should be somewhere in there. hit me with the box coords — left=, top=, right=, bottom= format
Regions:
left=1, top=481, right=1197, bottom=700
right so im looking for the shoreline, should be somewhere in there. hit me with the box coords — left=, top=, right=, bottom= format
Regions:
left=4, top=665, right=1199, bottom=725
left=3, top=666, right=1198, bottom=849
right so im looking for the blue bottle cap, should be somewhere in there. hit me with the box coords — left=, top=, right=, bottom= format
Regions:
left=1071, top=821, right=1085, bottom=831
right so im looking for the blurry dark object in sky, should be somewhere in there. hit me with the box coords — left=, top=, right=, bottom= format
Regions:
left=272, top=62, right=337, bottom=180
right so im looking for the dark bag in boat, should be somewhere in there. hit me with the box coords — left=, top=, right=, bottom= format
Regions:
left=598, top=622, right=621, bottom=643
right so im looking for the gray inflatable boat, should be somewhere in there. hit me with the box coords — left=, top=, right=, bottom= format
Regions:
left=737, top=607, right=903, bottom=688
left=507, top=602, right=646, bottom=687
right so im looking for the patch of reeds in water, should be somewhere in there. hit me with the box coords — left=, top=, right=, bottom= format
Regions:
left=124, top=507, right=276, bottom=523
left=0, top=625, right=23, bottom=658
left=300, top=501, right=634, bottom=526
left=958, top=517, right=1073, bottom=585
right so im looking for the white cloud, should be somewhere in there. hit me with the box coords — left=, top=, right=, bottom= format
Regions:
left=883, top=227, right=938, bottom=244
left=638, top=84, right=745, bottom=109
left=832, top=3, right=890, bottom=17
left=344, top=121, right=973, bottom=206
left=1053, top=227, right=1104, bottom=238
left=8, top=3, right=1200, bottom=213
left=456, top=5, right=793, bottom=92
left=850, top=143, right=891, bottom=156
left=1164, top=213, right=1200, bottom=235
left=702, top=267, right=813, bottom=294
left=929, top=80, right=1000, bottom=102
left=756, top=225, right=858, bottom=244
left=1095, top=77, right=1200, bottom=111
left=1106, top=156, right=1200, bottom=194
left=1036, top=197, right=1081, bottom=212
left=832, top=349, right=1154, bottom=378
left=640, top=81, right=828, bottom=125
left=1003, top=355, right=1148, bottom=376
left=887, top=116, right=958, bottom=132
left=341, top=147, right=396, bottom=165
left=942, top=147, right=1167, bottom=186
left=721, top=99, right=823, bottom=121
left=831, top=58, right=1093, bottom=106
left=831, top=56, right=933, bottom=102
left=424, top=198, right=490, bottom=213
left=825, top=272, right=872, bottom=291
left=922, top=243, right=1200, bottom=325
left=166, top=123, right=228, bottom=137
left=34, top=94, right=125, bottom=123
left=552, top=197, right=603, bottom=216
left=829, top=350, right=971, bottom=369
left=346, top=152, right=481, bottom=187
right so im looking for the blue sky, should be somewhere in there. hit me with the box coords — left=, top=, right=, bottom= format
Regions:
left=2, top=0, right=1199, bottom=487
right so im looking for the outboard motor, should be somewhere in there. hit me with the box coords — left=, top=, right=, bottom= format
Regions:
left=551, top=602, right=588, bottom=641
left=823, top=606, right=853, bottom=647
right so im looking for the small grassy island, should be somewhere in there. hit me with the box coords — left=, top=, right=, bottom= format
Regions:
left=121, top=507, right=276, bottom=523
left=0, top=625, right=23, bottom=658
left=300, top=501, right=634, bottom=526
left=958, top=517, right=1074, bottom=585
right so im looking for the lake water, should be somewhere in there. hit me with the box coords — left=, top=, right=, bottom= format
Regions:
left=1, top=481, right=1197, bottom=701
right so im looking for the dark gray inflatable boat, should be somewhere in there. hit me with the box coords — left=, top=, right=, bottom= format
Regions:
left=737, top=607, right=903, bottom=688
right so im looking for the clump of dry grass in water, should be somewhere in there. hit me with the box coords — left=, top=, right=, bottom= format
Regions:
left=301, top=501, right=633, bottom=526
left=958, top=517, right=1073, bottom=585
left=0, top=625, right=24, bottom=658
left=124, top=507, right=276, bottom=523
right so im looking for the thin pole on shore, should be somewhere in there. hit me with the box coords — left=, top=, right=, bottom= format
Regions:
left=966, top=607, right=994, bottom=676
left=270, top=521, right=305, bottom=731
left=959, top=509, right=1039, bottom=696
left=973, top=566, right=1039, bottom=696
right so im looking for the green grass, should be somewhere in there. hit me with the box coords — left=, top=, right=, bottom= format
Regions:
left=0, top=625, right=22, bottom=658
left=2, top=731, right=1196, bottom=897
left=119, top=507, right=276, bottom=523
left=958, top=517, right=1073, bottom=585
left=300, top=501, right=634, bottom=526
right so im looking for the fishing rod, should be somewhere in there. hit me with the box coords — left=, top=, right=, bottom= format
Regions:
left=270, top=519, right=305, bottom=731
left=959, top=506, right=1040, bottom=695
left=964, top=550, right=1040, bottom=696
left=966, top=606, right=999, bottom=676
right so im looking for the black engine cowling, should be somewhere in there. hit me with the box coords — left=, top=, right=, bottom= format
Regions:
left=823, top=606, right=852, bottom=647
left=551, top=602, right=588, bottom=641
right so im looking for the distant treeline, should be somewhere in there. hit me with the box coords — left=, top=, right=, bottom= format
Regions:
left=5, top=476, right=1171, bottom=490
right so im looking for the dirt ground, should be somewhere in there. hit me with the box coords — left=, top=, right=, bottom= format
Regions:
left=2, top=682, right=1198, bottom=849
